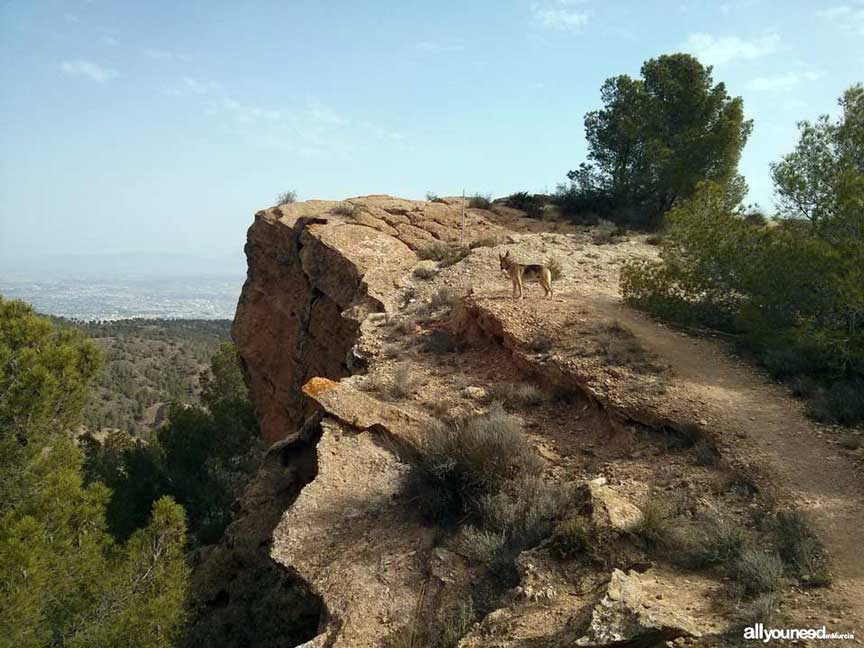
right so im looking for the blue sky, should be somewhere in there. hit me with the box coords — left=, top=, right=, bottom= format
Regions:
left=1, top=0, right=862, bottom=264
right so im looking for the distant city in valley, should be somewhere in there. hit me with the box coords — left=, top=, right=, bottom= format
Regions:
left=0, top=276, right=243, bottom=321
left=0, top=252, right=245, bottom=320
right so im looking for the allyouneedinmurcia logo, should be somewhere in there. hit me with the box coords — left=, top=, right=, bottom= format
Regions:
left=744, top=623, right=855, bottom=643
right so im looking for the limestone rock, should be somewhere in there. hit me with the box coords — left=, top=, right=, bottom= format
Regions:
left=233, top=195, right=502, bottom=444
left=571, top=568, right=719, bottom=647
left=580, top=479, right=644, bottom=532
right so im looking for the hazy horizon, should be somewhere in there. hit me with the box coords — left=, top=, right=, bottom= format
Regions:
left=2, top=1, right=862, bottom=271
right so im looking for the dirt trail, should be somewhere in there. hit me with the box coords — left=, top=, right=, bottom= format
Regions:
left=587, top=291, right=864, bottom=632
left=427, top=224, right=864, bottom=633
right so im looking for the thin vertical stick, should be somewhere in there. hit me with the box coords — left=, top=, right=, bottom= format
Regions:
left=460, top=188, right=466, bottom=248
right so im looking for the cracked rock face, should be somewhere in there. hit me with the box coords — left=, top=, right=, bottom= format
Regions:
left=271, top=417, right=436, bottom=646
left=232, top=195, right=501, bottom=444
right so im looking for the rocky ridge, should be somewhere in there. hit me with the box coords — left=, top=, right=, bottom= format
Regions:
left=190, top=195, right=861, bottom=647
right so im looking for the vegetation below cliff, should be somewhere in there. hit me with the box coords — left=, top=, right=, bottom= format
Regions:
left=54, top=318, right=231, bottom=435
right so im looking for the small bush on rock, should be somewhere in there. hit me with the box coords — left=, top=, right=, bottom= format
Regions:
left=417, top=242, right=469, bottom=267
left=468, top=194, right=493, bottom=209
left=405, top=403, right=543, bottom=525
left=331, top=202, right=358, bottom=216
left=276, top=190, right=297, bottom=205
left=486, top=382, right=547, bottom=408
left=506, top=192, right=544, bottom=218
left=735, top=548, right=785, bottom=596
left=413, top=266, right=438, bottom=280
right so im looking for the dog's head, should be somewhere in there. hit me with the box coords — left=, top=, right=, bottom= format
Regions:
left=499, top=250, right=510, bottom=272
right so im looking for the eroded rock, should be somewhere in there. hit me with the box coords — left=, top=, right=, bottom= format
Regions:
left=570, top=568, right=723, bottom=647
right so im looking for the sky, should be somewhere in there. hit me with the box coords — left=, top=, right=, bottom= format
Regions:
left=0, top=0, right=862, bottom=269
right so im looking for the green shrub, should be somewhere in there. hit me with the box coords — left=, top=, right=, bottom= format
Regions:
left=506, top=192, right=544, bottom=217
left=621, top=181, right=864, bottom=424
left=550, top=516, right=592, bottom=559
left=435, top=599, right=475, bottom=648
left=807, top=378, right=864, bottom=425
left=468, top=194, right=493, bottom=209
left=460, top=526, right=507, bottom=564
left=404, top=403, right=543, bottom=525
left=739, top=592, right=783, bottom=626
left=426, top=192, right=445, bottom=203
left=678, top=510, right=746, bottom=567
left=429, top=288, right=459, bottom=311
left=276, top=190, right=297, bottom=205
left=475, top=477, right=581, bottom=559
left=634, top=495, right=676, bottom=549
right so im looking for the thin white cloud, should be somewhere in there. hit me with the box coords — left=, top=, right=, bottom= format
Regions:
left=219, top=97, right=282, bottom=124
left=681, top=32, right=780, bottom=65
left=170, top=77, right=220, bottom=96
left=60, top=60, right=119, bottom=83
left=817, top=4, right=864, bottom=34
left=747, top=70, right=821, bottom=91
left=143, top=48, right=173, bottom=61
left=303, top=101, right=347, bottom=127
left=532, top=1, right=590, bottom=32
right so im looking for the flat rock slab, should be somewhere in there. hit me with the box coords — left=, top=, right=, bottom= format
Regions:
left=271, top=417, right=434, bottom=647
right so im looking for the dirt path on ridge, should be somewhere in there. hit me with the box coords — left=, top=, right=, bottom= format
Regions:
left=587, top=291, right=864, bottom=633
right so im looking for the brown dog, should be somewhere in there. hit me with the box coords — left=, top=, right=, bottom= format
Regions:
left=499, top=250, right=554, bottom=300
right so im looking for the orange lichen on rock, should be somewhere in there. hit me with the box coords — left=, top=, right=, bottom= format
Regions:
left=303, top=376, right=339, bottom=398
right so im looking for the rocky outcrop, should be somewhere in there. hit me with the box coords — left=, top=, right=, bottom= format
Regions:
left=221, top=197, right=757, bottom=646
left=568, top=568, right=724, bottom=647
left=232, top=196, right=501, bottom=444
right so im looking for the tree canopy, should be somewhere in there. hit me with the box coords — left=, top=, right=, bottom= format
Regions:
left=621, top=84, right=864, bottom=424
left=560, top=53, right=752, bottom=227
left=771, top=83, right=864, bottom=242
left=0, top=298, right=189, bottom=648
left=85, top=341, right=260, bottom=545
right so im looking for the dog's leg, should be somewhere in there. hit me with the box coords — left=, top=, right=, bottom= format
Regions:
left=543, top=269, right=553, bottom=298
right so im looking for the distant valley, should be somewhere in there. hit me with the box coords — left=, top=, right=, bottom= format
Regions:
left=0, top=275, right=242, bottom=320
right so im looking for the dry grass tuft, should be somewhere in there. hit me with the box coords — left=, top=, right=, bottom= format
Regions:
left=593, top=322, right=665, bottom=374
left=486, top=382, right=547, bottom=409
left=417, top=242, right=470, bottom=267
left=527, top=332, right=554, bottom=354
left=468, top=194, right=493, bottom=209
left=331, top=202, right=359, bottom=216
left=469, top=235, right=501, bottom=250
left=734, top=548, right=785, bottom=596
left=771, top=509, right=831, bottom=587
left=413, top=265, right=438, bottom=280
